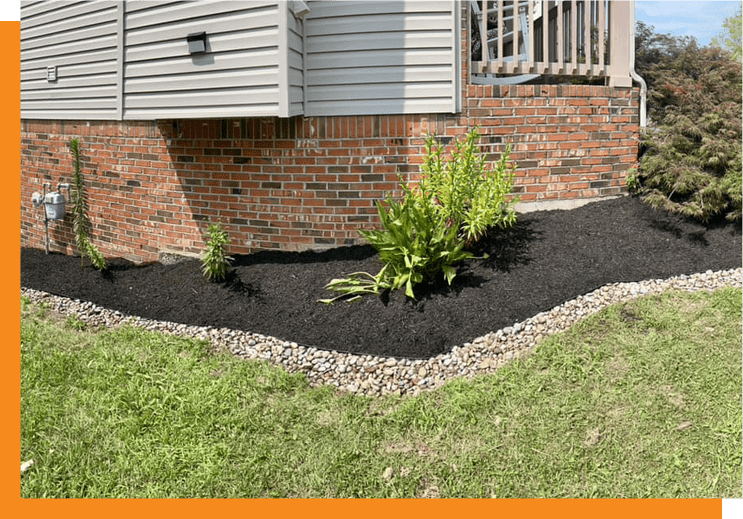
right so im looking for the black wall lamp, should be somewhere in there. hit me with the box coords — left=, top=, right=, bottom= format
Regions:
left=187, top=32, right=207, bottom=54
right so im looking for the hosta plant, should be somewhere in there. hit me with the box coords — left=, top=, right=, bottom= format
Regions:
left=321, top=127, right=518, bottom=303
left=201, top=222, right=233, bottom=282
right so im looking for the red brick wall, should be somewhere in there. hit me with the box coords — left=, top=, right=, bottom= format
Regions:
left=20, top=84, right=639, bottom=263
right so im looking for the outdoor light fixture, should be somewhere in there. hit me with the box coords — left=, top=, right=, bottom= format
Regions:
left=187, top=32, right=207, bottom=54
left=293, top=0, right=310, bottom=18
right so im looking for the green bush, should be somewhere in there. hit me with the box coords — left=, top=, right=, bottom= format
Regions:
left=69, top=138, right=106, bottom=270
left=635, top=24, right=742, bottom=222
left=201, top=222, right=233, bottom=282
left=321, top=128, right=518, bottom=302
left=418, top=128, right=519, bottom=244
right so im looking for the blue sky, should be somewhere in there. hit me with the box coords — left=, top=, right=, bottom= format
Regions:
left=635, top=1, right=741, bottom=46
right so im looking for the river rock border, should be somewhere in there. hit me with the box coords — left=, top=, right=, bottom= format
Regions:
left=21, top=267, right=742, bottom=397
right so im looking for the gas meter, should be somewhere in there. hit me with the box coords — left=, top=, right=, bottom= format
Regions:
left=44, top=191, right=66, bottom=220
left=33, top=182, right=70, bottom=221
left=32, top=182, right=71, bottom=254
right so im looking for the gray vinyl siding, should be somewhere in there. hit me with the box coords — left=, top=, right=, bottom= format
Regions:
left=286, top=2, right=305, bottom=117
left=304, top=0, right=458, bottom=116
left=122, top=1, right=283, bottom=119
left=21, top=0, right=460, bottom=120
left=21, top=0, right=121, bottom=120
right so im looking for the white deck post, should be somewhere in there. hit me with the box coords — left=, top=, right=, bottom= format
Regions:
left=608, top=0, right=632, bottom=87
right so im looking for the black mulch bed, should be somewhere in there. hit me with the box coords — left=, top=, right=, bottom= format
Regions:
left=21, top=196, right=742, bottom=360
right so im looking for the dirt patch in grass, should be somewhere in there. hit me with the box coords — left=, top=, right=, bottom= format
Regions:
left=21, top=196, right=741, bottom=359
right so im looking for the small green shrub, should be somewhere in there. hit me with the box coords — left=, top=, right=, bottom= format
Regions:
left=323, top=193, right=473, bottom=301
left=201, top=222, right=233, bottom=282
left=625, top=169, right=640, bottom=192
left=321, top=128, right=518, bottom=302
left=69, top=138, right=106, bottom=270
left=418, top=129, right=518, bottom=244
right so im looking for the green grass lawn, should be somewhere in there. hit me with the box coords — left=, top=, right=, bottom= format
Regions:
left=20, top=287, right=742, bottom=498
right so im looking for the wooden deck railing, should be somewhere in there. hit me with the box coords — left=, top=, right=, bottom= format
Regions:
left=469, top=0, right=633, bottom=86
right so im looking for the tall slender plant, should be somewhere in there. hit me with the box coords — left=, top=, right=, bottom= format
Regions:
left=69, top=138, right=106, bottom=270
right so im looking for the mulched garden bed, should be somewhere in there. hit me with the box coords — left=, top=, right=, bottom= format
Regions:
left=21, top=196, right=742, bottom=359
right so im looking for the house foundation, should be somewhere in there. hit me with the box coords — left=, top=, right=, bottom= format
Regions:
left=21, top=83, right=639, bottom=263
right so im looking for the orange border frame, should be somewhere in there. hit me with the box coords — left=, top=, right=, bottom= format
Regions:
left=5, top=11, right=724, bottom=518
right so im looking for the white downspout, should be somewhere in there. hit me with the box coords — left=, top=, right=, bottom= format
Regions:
left=629, top=0, right=647, bottom=128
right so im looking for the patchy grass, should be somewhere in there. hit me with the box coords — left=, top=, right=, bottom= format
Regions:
left=20, top=288, right=742, bottom=498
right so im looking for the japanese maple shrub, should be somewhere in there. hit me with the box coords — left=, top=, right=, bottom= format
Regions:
left=635, top=27, right=742, bottom=222
left=321, top=128, right=519, bottom=302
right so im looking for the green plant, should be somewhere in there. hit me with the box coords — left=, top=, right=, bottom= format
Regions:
left=637, top=43, right=742, bottom=221
left=321, top=128, right=518, bottom=302
left=69, top=138, right=106, bottom=270
left=418, top=129, right=518, bottom=244
left=625, top=169, right=640, bottom=192
left=323, top=194, right=473, bottom=301
left=201, top=222, right=233, bottom=282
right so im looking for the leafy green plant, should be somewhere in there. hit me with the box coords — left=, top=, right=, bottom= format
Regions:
left=321, top=128, right=518, bottom=302
left=625, top=169, right=640, bottom=192
left=69, top=138, right=106, bottom=270
left=201, top=222, right=233, bottom=282
left=418, top=129, right=518, bottom=244
left=323, top=194, right=472, bottom=302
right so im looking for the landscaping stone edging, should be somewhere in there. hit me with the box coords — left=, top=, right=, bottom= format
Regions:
left=21, top=267, right=742, bottom=398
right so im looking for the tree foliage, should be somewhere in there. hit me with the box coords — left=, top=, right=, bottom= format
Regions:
left=634, top=23, right=742, bottom=222
left=711, top=4, right=742, bottom=62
